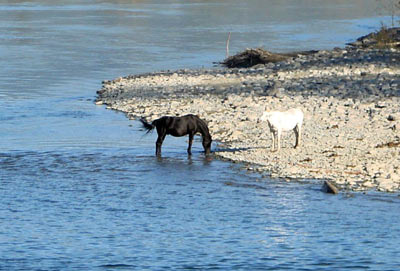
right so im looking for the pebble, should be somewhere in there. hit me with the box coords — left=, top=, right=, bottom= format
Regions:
left=96, top=47, right=400, bottom=192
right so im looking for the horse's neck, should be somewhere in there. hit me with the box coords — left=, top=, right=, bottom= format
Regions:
left=197, top=120, right=211, bottom=139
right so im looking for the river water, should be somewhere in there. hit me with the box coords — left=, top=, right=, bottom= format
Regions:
left=1, top=1, right=400, bottom=270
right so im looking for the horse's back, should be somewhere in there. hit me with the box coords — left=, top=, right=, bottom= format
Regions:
left=180, top=114, right=204, bottom=128
left=287, top=108, right=303, bottom=124
left=160, top=114, right=196, bottom=136
left=282, top=108, right=303, bottom=129
left=181, top=114, right=200, bottom=122
left=152, top=114, right=209, bottom=137
left=153, top=116, right=171, bottom=128
left=267, top=108, right=303, bottom=131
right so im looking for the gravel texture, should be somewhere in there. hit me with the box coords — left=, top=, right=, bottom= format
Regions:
left=96, top=47, right=400, bottom=192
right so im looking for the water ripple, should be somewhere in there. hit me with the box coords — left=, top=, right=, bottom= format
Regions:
left=1, top=1, right=400, bottom=270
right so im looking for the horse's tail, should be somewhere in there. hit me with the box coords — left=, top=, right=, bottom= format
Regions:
left=140, top=118, right=155, bottom=134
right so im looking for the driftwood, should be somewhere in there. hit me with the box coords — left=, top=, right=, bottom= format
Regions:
left=221, top=48, right=317, bottom=68
left=347, top=27, right=400, bottom=49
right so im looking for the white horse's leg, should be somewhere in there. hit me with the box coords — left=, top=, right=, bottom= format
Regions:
left=293, top=124, right=299, bottom=148
left=276, top=129, right=282, bottom=152
left=268, top=123, right=276, bottom=151
left=296, top=124, right=302, bottom=148
left=271, top=131, right=276, bottom=151
left=293, top=127, right=299, bottom=148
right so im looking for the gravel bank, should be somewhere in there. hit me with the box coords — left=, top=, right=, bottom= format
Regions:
left=96, top=47, right=400, bottom=192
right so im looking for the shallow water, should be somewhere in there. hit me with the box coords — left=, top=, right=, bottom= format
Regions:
left=2, top=149, right=400, bottom=270
left=1, top=1, right=400, bottom=270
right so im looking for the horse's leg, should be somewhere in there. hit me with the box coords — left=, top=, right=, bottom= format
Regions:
left=293, top=126, right=299, bottom=148
left=294, top=124, right=301, bottom=148
left=276, top=129, right=282, bottom=152
left=187, top=133, right=194, bottom=155
left=298, top=124, right=302, bottom=147
left=156, top=131, right=166, bottom=156
left=270, top=131, right=276, bottom=151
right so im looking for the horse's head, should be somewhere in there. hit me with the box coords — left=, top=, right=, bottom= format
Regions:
left=202, top=135, right=212, bottom=155
left=260, top=111, right=272, bottom=122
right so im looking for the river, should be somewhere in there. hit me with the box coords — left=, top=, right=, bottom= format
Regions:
left=1, top=1, right=400, bottom=270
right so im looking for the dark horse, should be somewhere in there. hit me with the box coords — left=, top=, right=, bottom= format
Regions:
left=140, top=114, right=212, bottom=156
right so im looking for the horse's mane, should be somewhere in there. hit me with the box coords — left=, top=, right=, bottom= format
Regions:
left=196, top=116, right=211, bottom=140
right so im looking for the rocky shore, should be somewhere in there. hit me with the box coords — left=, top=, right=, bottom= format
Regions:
left=96, top=46, right=400, bottom=193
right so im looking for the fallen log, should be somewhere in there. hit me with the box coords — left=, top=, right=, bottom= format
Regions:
left=221, top=48, right=317, bottom=68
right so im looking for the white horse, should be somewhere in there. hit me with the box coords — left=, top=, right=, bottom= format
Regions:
left=260, top=108, right=303, bottom=152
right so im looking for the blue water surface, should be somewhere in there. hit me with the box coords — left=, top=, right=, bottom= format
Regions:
left=0, top=1, right=399, bottom=270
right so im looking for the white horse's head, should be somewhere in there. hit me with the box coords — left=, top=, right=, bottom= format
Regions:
left=260, top=111, right=272, bottom=122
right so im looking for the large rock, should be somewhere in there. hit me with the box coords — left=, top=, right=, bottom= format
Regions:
left=322, top=180, right=339, bottom=194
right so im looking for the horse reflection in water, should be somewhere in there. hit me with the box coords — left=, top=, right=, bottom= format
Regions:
left=140, top=114, right=212, bottom=156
